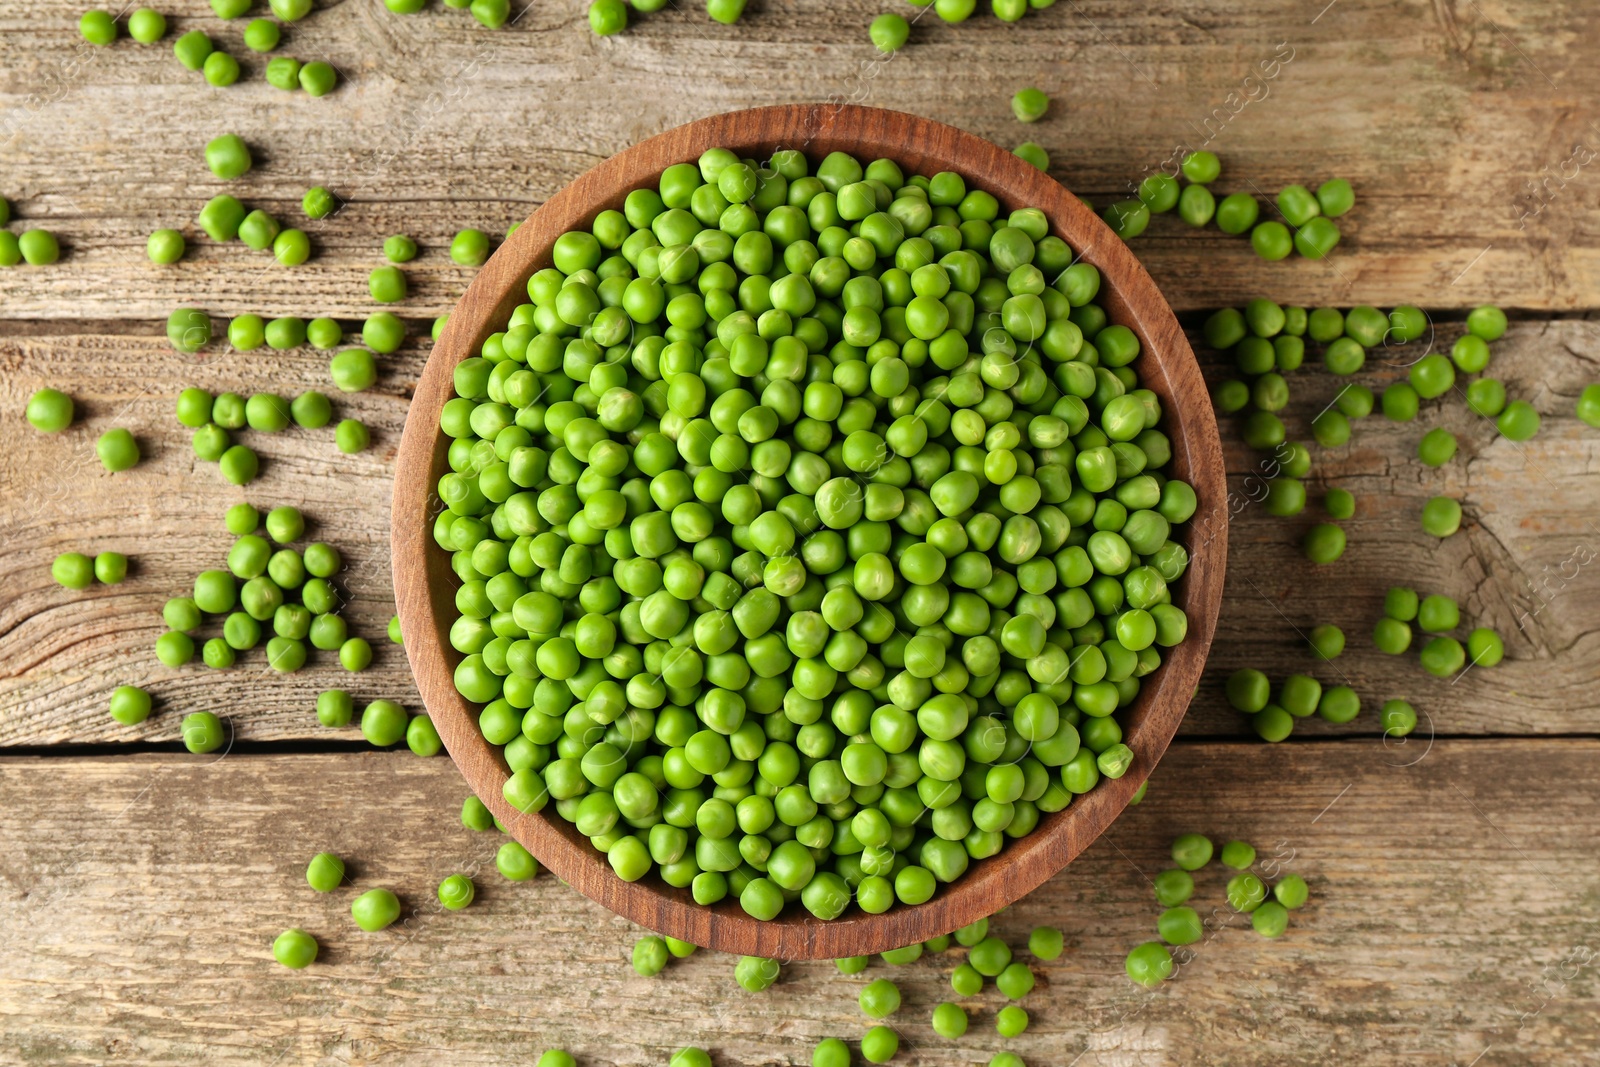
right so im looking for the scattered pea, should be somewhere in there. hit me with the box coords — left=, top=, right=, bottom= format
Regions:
left=272, top=928, right=319, bottom=968
left=181, top=710, right=225, bottom=753
left=1124, top=941, right=1173, bottom=988
left=1028, top=925, right=1063, bottom=960
left=25, top=388, right=74, bottom=432
left=109, top=685, right=153, bottom=725
left=96, top=428, right=140, bottom=472
left=351, top=888, right=402, bottom=931
left=205, top=134, right=252, bottom=180
left=306, top=852, right=346, bottom=892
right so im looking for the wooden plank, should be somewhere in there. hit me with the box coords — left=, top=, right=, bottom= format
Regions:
left=0, top=1, right=1595, bottom=317
left=4, top=318, right=1597, bottom=744
left=0, top=741, right=1595, bottom=1065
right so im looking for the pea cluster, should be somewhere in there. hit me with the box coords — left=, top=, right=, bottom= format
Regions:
left=1104, top=153, right=1352, bottom=260
left=436, top=146, right=1197, bottom=920
left=1375, top=586, right=1502, bottom=680
left=582, top=0, right=747, bottom=37
left=271, top=846, right=432, bottom=968
left=383, top=0, right=513, bottom=29
left=1127, top=833, right=1310, bottom=988
left=909, top=0, right=1058, bottom=29
left=1224, top=668, right=1360, bottom=742
left=52, top=550, right=129, bottom=589
left=81, top=2, right=334, bottom=91
left=167, top=318, right=377, bottom=468
left=0, top=195, right=60, bottom=267
left=192, top=188, right=311, bottom=266
left=153, top=503, right=374, bottom=675
left=631, top=932, right=699, bottom=975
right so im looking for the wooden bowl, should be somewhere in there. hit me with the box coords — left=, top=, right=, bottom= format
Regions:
left=393, top=104, right=1227, bottom=959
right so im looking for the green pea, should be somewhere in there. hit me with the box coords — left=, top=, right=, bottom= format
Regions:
left=861, top=1026, right=899, bottom=1064
left=128, top=9, right=167, bottom=43
left=272, top=928, right=318, bottom=969
left=1152, top=867, right=1193, bottom=906
left=1496, top=400, right=1540, bottom=441
left=1466, top=305, right=1507, bottom=341
left=1215, top=193, right=1259, bottom=235
left=1317, top=685, right=1360, bottom=723
left=181, top=710, right=225, bottom=752
left=1420, top=495, right=1462, bottom=538
left=108, top=685, right=153, bottom=725
left=869, top=12, right=910, bottom=51
left=1380, top=699, right=1417, bottom=738
left=299, top=60, right=338, bottom=96
left=351, top=888, right=401, bottom=932
left=1467, top=627, right=1504, bottom=667
left=96, top=428, right=140, bottom=472
left=1158, top=905, right=1203, bottom=945
left=1125, top=941, right=1173, bottom=988
left=1171, top=832, right=1213, bottom=870
left=306, top=852, right=346, bottom=892
left=452, top=229, right=491, bottom=266
left=1308, top=624, right=1344, bottom=661
left=1317, top=178, right=1355, bottom=217
left=25, top=387, right=74, bottom=432
left=1275, top=874, right=1310, bottom=909
left=243, top=17, right=281, bottom=50
left=931, top=1001, right=968, bottom=1038
left=205, top=134, right=252, bottom=180
left=1180, top=150, right=1220, bottom=183
left=1013, top=142, right=1049, bottom=171
left=1224, top=669, right=1269, bottom=713
left=1302, top=523, right=1346, bottom=564
left=173, top=30, right=213, bottom=70
left=1420, top=636, right=1465, bottom=677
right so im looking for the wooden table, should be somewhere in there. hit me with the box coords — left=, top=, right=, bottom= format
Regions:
left=3, top=2, right=1598, bottom=1063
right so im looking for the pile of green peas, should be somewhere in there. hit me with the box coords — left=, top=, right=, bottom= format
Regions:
left=154, top=502, right=374, bottom=675
left=1374, top=586, right=1502, bottom=679
left=813, top=914, right=1056, bottom=1058
left=193, top=189, right=312, bottom=265
left=83, top=5, right=292, bottom=89
left=1104, top=153, right=1351, bottom=258
left=1129, top=833, right=1309, bottom=986
left=381, top=0, right=514, bottom=28
left=315, top=690, right=442, bottom=755
left=166, top=315, right=378, bottom=461
left=436, top=146, right=1198, bottom=921
left=1223, top=667, right=1358, bottom=742
left=583, top=0, right=746, bottom=37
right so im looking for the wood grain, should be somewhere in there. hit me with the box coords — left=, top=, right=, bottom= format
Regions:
left=6, top=319, right=1597, bottom=745
left=0, top=1, right=1597, bottom=318
left=1, top=741, right=1595, bottom=1066
left=392, top=103, right=1227, bottom=959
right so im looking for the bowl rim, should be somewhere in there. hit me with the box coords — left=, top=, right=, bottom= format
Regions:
left=393, top=102, right=1227, bottom=959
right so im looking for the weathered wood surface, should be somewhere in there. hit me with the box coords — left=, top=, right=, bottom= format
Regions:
left=1, top=742, right=1595, bottom=1066
left=5, top=318, right=1597, bottom=744
left=0, top=0, right=1596, bottom=319
left=3, top=1, right=1600, bottom=1061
